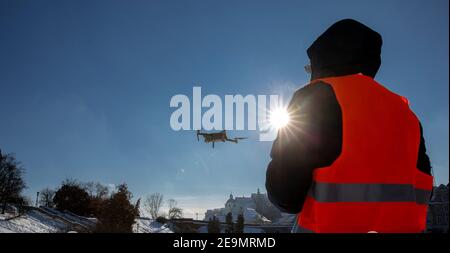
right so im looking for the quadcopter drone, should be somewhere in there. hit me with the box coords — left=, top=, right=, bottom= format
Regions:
left=196, top=130, right=247, bottom=148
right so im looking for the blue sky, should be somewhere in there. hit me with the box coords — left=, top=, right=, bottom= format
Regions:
left=0, top=0, right=448, bottom=218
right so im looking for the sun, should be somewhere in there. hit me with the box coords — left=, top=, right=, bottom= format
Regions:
left=269, top=107, right=290, bottom=130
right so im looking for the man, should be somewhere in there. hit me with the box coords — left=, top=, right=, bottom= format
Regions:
left=265, top=19, right=433, bottom=233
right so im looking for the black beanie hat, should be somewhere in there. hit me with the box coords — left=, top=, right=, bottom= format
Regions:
left=307, top=19, right=383, bottom=79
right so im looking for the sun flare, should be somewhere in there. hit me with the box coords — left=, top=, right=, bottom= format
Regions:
left=269, top=107, right=290, bottom=130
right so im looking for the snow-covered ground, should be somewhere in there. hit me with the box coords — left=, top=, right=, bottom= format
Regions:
left=0, top=207, right=173, bottom=233
left=0, top=209, right=69, bottom=233
left=133, top=218, right=173, bottom=233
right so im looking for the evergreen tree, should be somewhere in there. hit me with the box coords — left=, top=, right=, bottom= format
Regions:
left=95, top=184, right=137, bottom=233
left=234, top=214, right=244, bottom=233
left=53, top=179, right=90, bottom=216
left=225, top=212, right=233, bottom=233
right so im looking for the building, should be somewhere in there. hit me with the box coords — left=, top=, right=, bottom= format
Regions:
left=204, top=185, right=449, bottom=231
left=204, top=189, right=284, bottom=224
left=427, top=184, right=449, bottom=233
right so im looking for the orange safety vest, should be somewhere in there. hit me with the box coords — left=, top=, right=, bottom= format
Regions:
left=297, top=74, right=433, bottom=233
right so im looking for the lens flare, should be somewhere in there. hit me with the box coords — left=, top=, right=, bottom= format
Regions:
left=269, top=107, right=290, bottom=130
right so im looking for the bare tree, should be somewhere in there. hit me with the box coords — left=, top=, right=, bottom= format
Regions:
left=39, top=188, right=55, bottom=207
left=83, top=181, right=96, bottom=197
left=0, top=151, right=26, bottom=214
left=145, top=193, right=164, bottom=219
left=95, top=182, right=109, bottom=199
left=83, top=181, right=109, bottom=199
left=167, top=199, right=182, bottom=219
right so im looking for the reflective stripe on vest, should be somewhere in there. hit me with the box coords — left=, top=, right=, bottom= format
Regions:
left=309, top=182, right=431, bottom=205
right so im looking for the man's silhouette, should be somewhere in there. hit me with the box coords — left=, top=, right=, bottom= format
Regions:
left=265, top=19, right=433, bottom=233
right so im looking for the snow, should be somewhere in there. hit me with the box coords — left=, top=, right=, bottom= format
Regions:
left=39, top=206, right=96, bottom=229
left=133, top=218, right=173, bottom=233
left=242, top=208, right=271, bottom=224
left=0, top=208, right=173, bottom=233
left=0, top=210, right=69, bottom=233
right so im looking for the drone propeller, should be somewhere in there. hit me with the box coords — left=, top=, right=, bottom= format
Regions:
left=226, top=137, right=248, bottom=143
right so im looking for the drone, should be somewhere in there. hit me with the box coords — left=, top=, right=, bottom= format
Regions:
left=196, top=130, right=247, bottom=148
